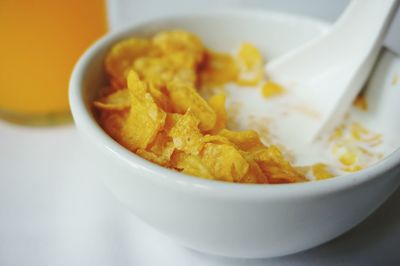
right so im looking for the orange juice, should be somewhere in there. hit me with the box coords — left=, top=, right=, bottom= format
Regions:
left=0, top=0, right=107, bottom=125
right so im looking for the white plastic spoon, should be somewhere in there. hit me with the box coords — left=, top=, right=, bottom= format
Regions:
left=265, top=0, right=399, bottom=142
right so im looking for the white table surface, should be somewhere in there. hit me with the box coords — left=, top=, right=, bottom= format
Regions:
left=0, top=122, right=399, bottom=266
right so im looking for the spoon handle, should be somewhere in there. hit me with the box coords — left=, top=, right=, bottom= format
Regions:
left=330, top=0, right=399, bottom=53
left=384, top=4, right=400, bottom=55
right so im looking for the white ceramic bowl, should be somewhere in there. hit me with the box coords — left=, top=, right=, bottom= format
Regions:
left=69, top=9, right=400, bottom=258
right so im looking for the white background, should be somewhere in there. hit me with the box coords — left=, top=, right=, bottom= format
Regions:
left=106, top=0, right=350, bottom=30
left=1, top=1, right=400, bottom=265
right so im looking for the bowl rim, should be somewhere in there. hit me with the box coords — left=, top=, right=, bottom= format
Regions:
left=69, top=8, right=400, bottom=199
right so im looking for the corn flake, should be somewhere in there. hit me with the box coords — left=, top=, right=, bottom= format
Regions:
left=94, top=88, right=131, bottom=111
left=218, top=129, right=263, bottom=151
left=236, top=43, right=264, bottom=86
left=252, top=146, right=306, bottom=183
left=199, top=51, right=238, bottom=88
left=106, top=38, right=157, bottom=86
left=240, top=152, right=268, bottom=184
left=312, top=163, right=334, bottom=180
left=201, top=143, right=249, bottom=182
left=262, top=81, right=285, bottom=98
left=168, top=110, right=203, bottom=155
left=207, top=93, right=227, bottom=134
left=167, top=79, right=216, bottom=131
left=153, top=30, right=204, bottom=62
left=120, top=71, right=166, bottom=151
left=353, top=95, right=368, bottom=111
left=98, top=110, right=128, bottom=142
left=171, top=151, right=214, bottom=179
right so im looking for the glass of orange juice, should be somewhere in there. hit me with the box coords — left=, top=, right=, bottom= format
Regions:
left=0, top=0, right=107, bottom=125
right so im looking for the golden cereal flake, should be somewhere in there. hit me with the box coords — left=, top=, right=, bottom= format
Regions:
left=202, top=134, right=232, bottom=145
left=350, top=122, right=382, bottom=146
left=251, top=146, right=307, bottom=184
left=168, top=110, right=204, bottom=155
left=137, top=148, right=168, bottom=166
left=342, top=165, right=363, bottom=172
left=152, top=30, right=204, bottom=63
left=246, top=115, right=274, bottom=145
left=261, top=81, right=285, bottom=98
left=98, top=109, right=128, bottom=143
left=236, top=43, right=264, bottom=86
left=237, top=43, right=263, bottom=70
left=171, top=151, right=214, bottom=179
left=133, top=56, right=174, bottom=87
left=105, top=38, right=157, bottom=86
left=312, top=163, right=335, bottom=180
left=226, top=101, right=242, bottom=130
left=133, top=53, right=197, bottom=87
left=200, top=142, right=249, bottom=182
left=329, top=120, right=383, bottom=172
left=218, top=129, right=263, bottom=151
left=167, top=79, right=217, bottom=131
left=338, top=150, right=358, bottom=166
left=120, top=71, right=166, bottom=150
left=207, top=93, right=227, bottom=134
left=127, top=70, right=147, bottom=98
left=147, top=82, right=173, bottom=112
left=141, top=131, right=175, bottom=166
left=353, top=94, right=368, bottom=111
left=240, top=152, right=268, bottom=184
left=199, top=51, right=238, bottom=88
left=329, top=124, right=345, bottom=141
left=121, top=92, right=166, bottom=151
left=93, top=88, right=131, bottom=111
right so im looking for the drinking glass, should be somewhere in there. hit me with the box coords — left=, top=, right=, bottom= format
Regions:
left=0, top=0, right=107, bottom=125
